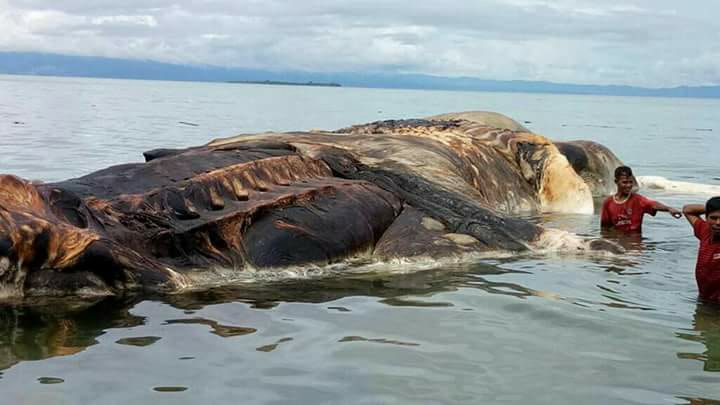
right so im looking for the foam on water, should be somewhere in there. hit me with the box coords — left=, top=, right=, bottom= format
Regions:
left=175, top=228, right=622, bottom=290
left=637, top=176, right=720, bottom=195
left=177, top=251, right=521, bottom=289
left=531, top=228, right=624, bottom=255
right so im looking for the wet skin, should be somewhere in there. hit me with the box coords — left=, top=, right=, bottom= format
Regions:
left=0, top=117, right=624, bottom=299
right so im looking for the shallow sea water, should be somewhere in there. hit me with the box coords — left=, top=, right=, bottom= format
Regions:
left=1, top=75, right=720, bottom=404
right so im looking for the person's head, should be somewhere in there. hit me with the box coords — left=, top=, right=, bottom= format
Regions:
left=614, top=166, right=634, bottom=196
left=705, top=197, right=720, bottom=234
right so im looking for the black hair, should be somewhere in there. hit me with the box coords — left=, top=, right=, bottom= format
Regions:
left=614, top=166, right=633, bottom=179
left=706, top=196, right=720, bottom=215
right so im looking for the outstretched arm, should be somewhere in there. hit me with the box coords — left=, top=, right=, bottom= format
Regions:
left=683, top=204, right=705, bottom=225
left=653, top=201, right=682, bottom=218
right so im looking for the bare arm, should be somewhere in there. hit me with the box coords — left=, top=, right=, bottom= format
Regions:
left=653, top=201, right=682, bottom=218
left=682, top=204, right=705, bottom=225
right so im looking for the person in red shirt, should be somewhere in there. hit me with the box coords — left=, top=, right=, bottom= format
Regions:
left=683, top=197, right=720, bottom=302
left=600, top=166, right=682, bottom=232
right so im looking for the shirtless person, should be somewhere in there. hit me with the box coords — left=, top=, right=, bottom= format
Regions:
left=600, top=166, right=682, bottom=232
left=683, top=197, right=720, bottom=302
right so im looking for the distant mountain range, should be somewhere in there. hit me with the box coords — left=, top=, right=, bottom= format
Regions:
left=1, top=52, right=719, bottom=98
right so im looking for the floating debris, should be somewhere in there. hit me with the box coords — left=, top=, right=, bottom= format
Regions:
left=165, top=318, right=256, bottom=337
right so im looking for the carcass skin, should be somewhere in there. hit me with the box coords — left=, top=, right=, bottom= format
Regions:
left=0, top=112, right=622, bottom=298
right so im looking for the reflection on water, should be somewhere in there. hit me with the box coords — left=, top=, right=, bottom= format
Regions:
left=601, top=229, right=649, bottom=252
left=379, top=297, right=454, bottom=307
left=0, top=262, right=524, bottom=372
left=338, top=336, right=420, bottom=347
left=164, top=262, right=519, bottom=311
left=0, top=235, right=717, bottom=402
left=327, top=306, right=351, bottom=312
left=256, top=337, right=294, bottom=352
left=678, top=303, right=720, bottom=372
left=0, top=227, right=713, bottom=402
left=37, top=376, right=64, bottom=384
left=164, top=318, right=257, bottom=337
left=0, top=297, right=144, bottom=371
left=115, top=336, right=162, bottom=347
left=153, top=386, right=188, bottom=392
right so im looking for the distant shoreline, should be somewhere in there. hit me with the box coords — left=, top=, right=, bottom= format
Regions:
left=3, top=72, right=720, bottom=99
left=227, top=80, right=341, bottom=87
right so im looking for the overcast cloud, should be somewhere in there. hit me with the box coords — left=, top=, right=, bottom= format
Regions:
left=1, top=0, right=719, bottom=87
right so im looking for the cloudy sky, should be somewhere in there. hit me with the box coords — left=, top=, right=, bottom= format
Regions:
left=1, top=0, right=719, bottom=87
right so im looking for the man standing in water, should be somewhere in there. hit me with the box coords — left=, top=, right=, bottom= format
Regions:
left=683, top=197, right=720, bottom=302
left=600, top=166, right=682, bottom=232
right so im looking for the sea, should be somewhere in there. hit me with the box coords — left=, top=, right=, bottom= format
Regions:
left=1, top=74, right=719, bottom=404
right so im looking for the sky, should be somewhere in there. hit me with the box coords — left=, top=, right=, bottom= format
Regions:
left=1, top=0, right=719, bottom=87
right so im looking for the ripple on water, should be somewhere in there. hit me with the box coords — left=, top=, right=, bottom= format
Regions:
left=688, top=375, right=720, bottom=383
left=379, top=297, right=454, bottom=307
left=338, top=336, right=420, bottom=347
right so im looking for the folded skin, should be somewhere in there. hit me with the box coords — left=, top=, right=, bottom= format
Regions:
left=0, top=113, right=624, bottom=299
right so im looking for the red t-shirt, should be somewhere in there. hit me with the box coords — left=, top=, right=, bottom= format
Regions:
left=692, top=219, right=720, bottom=302
left=600, top=193, right=657, bottom=232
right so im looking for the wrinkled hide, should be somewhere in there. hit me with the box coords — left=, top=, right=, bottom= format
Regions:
left=0, top=113, right=622, bottom=298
